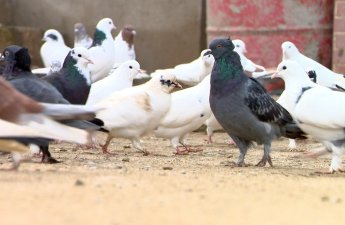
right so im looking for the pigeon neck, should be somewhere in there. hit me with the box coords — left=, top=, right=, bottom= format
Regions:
left=215, top=55, right=243, bottom=81
left=62, top=55, right=91, bottom=85
left=91, top=29, right=107, bottom=46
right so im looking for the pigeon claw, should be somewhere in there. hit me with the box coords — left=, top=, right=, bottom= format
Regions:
left=255, top=155, right=273, bottom=167
left=173, top=146, right=189, bottom=155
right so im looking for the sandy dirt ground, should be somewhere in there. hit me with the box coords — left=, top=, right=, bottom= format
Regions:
left=0, top=131, right=345, bottom=225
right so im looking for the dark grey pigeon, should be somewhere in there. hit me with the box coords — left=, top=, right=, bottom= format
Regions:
left=205, top=38, right=305, bottom=167
left=0, top=45, right=101, bottom=163
left=43, top=47, right=93, bottom=104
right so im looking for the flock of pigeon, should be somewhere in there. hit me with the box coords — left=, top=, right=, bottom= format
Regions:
left=1, top=17, right=345, bottom=174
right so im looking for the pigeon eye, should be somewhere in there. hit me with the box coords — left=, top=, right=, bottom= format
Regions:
left=4, top=51, right=9, bottom=56
left=236, top=45, right=239, bottom=47
left=109, top=21, right=112, bottom=24
left=217, top=44, right=222, bottom=48
left=78, top=54, right=82, bottom=57
left=282, top=66, right=287, bottom=70
left=129, top=66, right=133, bottom=69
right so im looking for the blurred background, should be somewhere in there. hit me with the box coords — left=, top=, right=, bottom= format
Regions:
left=0, top=0, right=342, bottom=73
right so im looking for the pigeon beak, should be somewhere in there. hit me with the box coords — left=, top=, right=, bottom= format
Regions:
left=271, top=71, right=280, bottom=79
left=137, top=69, right=146, bottom=73
left=42, top=37, right=47, bottom=42
left=203, top=50, right=212, bottom=57
left=132, top=30, right=137, bottom=35
left=0, top=54, right=4, bottom=61
left=172, top=81, right=182, bottom=88
left=243, top=48, right=248, bottom=54
left=86, top=58, right=94, bottom=64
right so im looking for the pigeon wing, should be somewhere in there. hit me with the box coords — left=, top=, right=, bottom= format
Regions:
left=244, top=78, right=292, bottom=125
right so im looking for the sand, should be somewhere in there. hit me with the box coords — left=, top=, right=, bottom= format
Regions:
left=0, top=132, right=344, bottom=225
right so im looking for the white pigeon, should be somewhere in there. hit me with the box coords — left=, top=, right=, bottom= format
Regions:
left=154, top=75, right=212, bottom=154
left=95, top=74, right=181, bottom=154
left=88, top=18, right=116, bottom=83
left=274, top=59, right=345, bottom=173
left=32, top=61, right=62, bottom=76
left=113, top=25, right=136, bottom=66
left=86, top=60, right=141, bottom=105
left=151, top=49, right=215, bottom=86
left=40, top=29, right=71, bottom=68
left=233, top=39, right=266, bottom=76
left=281, top=41, right=345, bottom=90
left=74, top=22, right=93, bottom=48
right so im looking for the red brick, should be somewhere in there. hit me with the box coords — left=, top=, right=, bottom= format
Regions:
left=333, top=64, right=345, bottom=74
left=332, top=47, right=345, bottom=64
left=336, top=2, right=345, bottom=17
left=334, top=34, right=345, bottom=48
left=334, top=18, right=345, bottom=31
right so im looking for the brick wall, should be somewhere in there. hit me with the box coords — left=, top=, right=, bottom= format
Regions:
left=333, top=0, right=345, bottom=73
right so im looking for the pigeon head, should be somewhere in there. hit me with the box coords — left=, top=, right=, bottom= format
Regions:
left=119, top=60, right=141, bottom=77
left=74, top=23, right=88, bottom=40
left=154, top=74, right=182, bottom=93
left=281, top=41, right=300, bottom=59
left=201, top=49, right=215, bottom=66
left=273, top=60, right=308, bottom=82
left=92, top=18, right=116, bottom=46
left=70, top=47, right=93, bottom=66
left=121, top=25, right=136, bottom=48
left=42, top=29, right=65, bottom=44
left=205, top=38, right=235, bottom=59
left=233, top=39, right=247, bottom=54
left=96, top=18, right=116, bottom=33
left=1, top=45, right=31, bottom=76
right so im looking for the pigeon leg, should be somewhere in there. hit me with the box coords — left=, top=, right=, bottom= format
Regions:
left=132, top=138, right=149, bottom=156
left=230, top=136, right=249, bottom=166
left=256, top=143, right=273, bottom=167
left=206, top=127, right=213, bottom=144
left=101, top=134, right=114, bottom=154
left=287, top=139, right=297, bottom=150
left=206, top=134, right=213, bottom=144
left=40, top=145, right=60, bottom=163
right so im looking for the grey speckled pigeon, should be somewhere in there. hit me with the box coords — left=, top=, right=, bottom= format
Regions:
left=205, top=38, right=305, bottom=167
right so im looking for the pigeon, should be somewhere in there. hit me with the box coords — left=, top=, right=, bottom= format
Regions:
left=43, top=47, right=93, bottom=104
left=95, top=74, right=181, bottom=154
left=32, top=60, right=62, bottom=77
left=233, top=39, right=266, bottom=77
left=113, top=25, right=136, bottom=66
left=273, top=59, right=345, bottom=173
left=1, top=45, right=101, bottom=162
left=86, top=60, right=141, bottom=105
left=88, top=18, right=116, bottom=83
left=40, top=29, right=71, bottom=68
left=204, top=40, right=266, bottom=144
left=281, top=41, right=345, bottom=90
left=151, top=49, right=215, bottom=86
left=154, top=75, right=211, bottom=154
left=74, top=22, right=93, bottom=48
left=205, top=37, right=305, bottom=167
